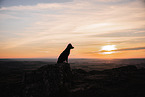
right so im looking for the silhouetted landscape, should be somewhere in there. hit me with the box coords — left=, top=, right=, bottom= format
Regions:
left=0, top=58, right=145, bottom=97
left=1, top=0, right=145, bottom=96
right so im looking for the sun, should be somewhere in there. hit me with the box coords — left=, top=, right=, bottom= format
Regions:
left=101, top=45, right=117, bottom=51
left=100, top=45, right=117, bottom=54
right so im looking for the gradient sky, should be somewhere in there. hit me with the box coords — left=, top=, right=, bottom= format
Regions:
left=0, top=0, right=145, bottom=59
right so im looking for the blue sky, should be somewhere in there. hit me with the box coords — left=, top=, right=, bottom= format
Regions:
left=0, top=0, right=145, bottom=58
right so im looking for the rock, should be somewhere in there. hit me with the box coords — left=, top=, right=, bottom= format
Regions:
left=22, top=63, right=72, bottom=97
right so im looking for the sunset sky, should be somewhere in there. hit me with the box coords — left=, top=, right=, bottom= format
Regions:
left=0, top=0, right=145, bottom=59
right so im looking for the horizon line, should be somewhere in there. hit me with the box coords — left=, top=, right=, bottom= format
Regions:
left=0, top=57, right=145, bottom=60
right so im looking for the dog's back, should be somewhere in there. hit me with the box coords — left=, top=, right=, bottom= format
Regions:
left=57, top=43, right=74, bottom=63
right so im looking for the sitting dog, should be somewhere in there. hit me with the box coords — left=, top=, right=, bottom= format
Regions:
left=57, top=43, right=74, bottom=63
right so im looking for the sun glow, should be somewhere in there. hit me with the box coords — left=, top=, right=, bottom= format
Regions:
left=100, top=45, right=117, bottom=54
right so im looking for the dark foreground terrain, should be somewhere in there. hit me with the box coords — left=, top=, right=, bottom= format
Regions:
left=0, top=61, right=145, bottom=97
left=71, top=65, right=145, bottom=97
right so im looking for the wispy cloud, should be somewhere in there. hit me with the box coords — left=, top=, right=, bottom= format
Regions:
left=117, top=47, right=145, bottom=51
left=92, top=29, right=145, bottom=37
left=0, top=3, right=65, bottom=11
left=99, top=46, right=145, bottom=53
left=0, top=0, right=72, bottom=7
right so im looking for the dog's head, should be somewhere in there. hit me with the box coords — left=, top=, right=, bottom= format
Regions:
left=67, top=43, right=74, bottom=49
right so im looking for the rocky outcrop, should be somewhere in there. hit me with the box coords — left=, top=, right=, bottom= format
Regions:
left=22, top=63, right=72, bottom=97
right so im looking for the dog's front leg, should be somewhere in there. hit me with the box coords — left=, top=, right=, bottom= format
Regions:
left=66, top=57, right=68, bottom=63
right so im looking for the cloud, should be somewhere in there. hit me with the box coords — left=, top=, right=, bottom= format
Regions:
left=92, top=29, right=145, bottom=37
left=109, top=37, right=145, bottom=44
left=0, top=3, right=65, bottom=11
left=99, top=46, right=145, bottom=53
left=96, top=0, right=123, bottom=2
left=0, top=0, right=72, bottom=7
left=141, top=0, right=145, bottom=3
left=117, top=47, right=145, bottom=51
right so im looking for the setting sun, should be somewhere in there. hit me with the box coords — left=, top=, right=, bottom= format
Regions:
left=100, top=45, right=117, bottom=54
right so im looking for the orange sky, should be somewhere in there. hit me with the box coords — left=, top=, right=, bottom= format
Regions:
left=0, top=0, right=145, bottom=59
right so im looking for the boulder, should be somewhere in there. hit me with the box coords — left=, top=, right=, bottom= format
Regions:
left=22, top=63, right=72, bottom=97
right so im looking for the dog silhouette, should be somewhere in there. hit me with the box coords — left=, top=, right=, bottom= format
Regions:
left=57, top=43, right=74, bottom=63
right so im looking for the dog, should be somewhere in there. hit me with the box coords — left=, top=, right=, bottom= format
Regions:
left=57, top=43, right=74, bottom=63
